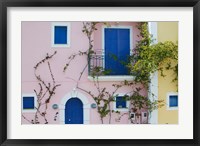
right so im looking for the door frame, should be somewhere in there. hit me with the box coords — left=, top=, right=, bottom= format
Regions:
left=65, top=98, right=83, bottom=124
left=59, top=91, right=90, bottom=124
left=102, top=25, right=133, bottom=70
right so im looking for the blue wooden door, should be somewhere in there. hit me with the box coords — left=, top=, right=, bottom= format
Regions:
left=105, top=28, right=130, bottom=75
left=65, top=98, right=83, bottom=124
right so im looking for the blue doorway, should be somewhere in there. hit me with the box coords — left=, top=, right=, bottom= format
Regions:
left=104, top=28, right=130, bottom=75
left=65, top=98, right=83, bottom=124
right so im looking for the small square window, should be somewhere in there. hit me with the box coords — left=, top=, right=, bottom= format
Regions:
left=54, top=26, right=68, bottom=44
left=23, top=96, right=35, bottom=109
left=113, top=94, right=129, bottom=112
left=116, top=96, right=127, bottom=108
left=167, top=93, right=178, bottom=110
left=52, top=22, right=70, bottom=47
left=169, top=95, right=178, bottom=107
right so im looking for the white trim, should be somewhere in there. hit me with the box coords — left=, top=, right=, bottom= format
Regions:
left=148, top=22, right=158, bottom=124
left=166, top=92, right=178, bottom=110
left=22, top=93, right=37, bottom=113
left=101, top=25, right=133, bottom=74
left=60, top=91, right=90, bottom=124
left=51, top=22, right=70, bottom=48
left=148, top=22, right=158, bottom=44
left=88, top=75, right=134, bottom=82
left=113, top=93, right=130, bottom=112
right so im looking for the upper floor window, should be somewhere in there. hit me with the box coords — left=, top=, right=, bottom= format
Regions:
left=52, top=22, right=70, bottom=47
left=88, top=26, right=132, bottom=77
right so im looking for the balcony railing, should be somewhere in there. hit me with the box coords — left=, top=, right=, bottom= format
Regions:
left=88, top=50, right=105, bottom=76
left=88, top=50, right=130, bottom=76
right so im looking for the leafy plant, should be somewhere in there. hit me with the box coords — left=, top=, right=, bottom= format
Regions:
left=128, top=22, right=178, bottom=87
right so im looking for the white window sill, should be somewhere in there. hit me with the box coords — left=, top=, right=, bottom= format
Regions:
left=88, top=75, right=135, bottom=82
left=114, top=107, right=129, bottom=112
left=22, top=109, right=37, bottom=113
left=167, top=107, right=178, bottom=110
left=51, top=44, right=70, bottom=48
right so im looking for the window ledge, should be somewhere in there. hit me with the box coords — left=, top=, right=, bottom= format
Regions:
left=88, top=75, right=135, bottom=82
left=22, top=109, right=37, bottom=113
left=52, top=44, right=70, bottom=48
left=167, top=107, right=178, bottom=110
left=113, top=108, right=129, bottom=112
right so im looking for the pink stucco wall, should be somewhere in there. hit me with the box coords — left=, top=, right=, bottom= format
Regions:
left=21, top=21, right=147, bottom=124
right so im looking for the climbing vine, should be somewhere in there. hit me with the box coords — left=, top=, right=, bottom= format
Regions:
left=128, top=22, right=178, bottom=86
left=122, top=22, right=178, bottom=122
left=22, top=51, right=61, bottom=124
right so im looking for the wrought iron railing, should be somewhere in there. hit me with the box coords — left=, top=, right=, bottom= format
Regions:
left=88, top=50, right=105, bottom=76
left=88, top=49, right=131, bottom=76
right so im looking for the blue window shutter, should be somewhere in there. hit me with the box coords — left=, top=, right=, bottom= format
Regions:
left=105, top=28, right=118, bottom=75
left=169, top=95, right=178, bottom=107
left=54, top=26, right=67, bottom=44
left=23, top=97, right=35, bottom=109
left=116, top=96, right=126, bottom=108
left=105, top=28, right=130, bottom=75
left=117, top=29, right=130, bottom=75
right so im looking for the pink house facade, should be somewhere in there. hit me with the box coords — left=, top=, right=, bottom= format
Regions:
left=21, top=21, right=148, bottom=124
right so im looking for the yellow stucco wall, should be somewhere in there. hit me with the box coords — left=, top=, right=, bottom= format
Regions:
left=157, top=22, right=178, bottom=124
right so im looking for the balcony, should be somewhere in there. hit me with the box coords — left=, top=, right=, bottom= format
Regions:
left=88, top=50, right=134, bottom=81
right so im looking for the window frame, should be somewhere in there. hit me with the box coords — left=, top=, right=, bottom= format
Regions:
left=166, top=92, right=178, bottom=110
left=22, top=93, right=37, bottom=113
left=88, top=25, right=134, bottom=80
left=113, top=93, right=130, bottom=112
left=102, top=25, right=133, bottom=75
left=51, top=22, right=70, bottom=48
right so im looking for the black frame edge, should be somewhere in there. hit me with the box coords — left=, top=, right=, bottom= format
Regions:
left=1, top=0, right=199, bottom=146
left=0, top=0, right=199, bottom=7
left=194, top=1, right=200, bottom=145
left=0, top=1, right=7, bottom=146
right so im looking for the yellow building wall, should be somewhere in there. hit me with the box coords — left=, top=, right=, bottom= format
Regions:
left=157, top=22, right=178, bottom=124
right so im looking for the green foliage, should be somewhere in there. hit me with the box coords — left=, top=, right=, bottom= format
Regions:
left=128, top=90, right=164, bottom=113
left=128, top=22, right=178, bottom=86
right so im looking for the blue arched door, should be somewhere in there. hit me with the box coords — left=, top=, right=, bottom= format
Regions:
left=65, top=98, right=83, bottom=124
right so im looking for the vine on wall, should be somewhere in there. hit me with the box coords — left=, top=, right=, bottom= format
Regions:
left=125, top=22, right=178, bottom=122
left=22, top=51, right=61, bottom=124
left=128, top=22, right=178, bottom=86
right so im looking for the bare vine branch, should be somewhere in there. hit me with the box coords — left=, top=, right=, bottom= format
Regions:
left=22, top=51, right=61, bottom=124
